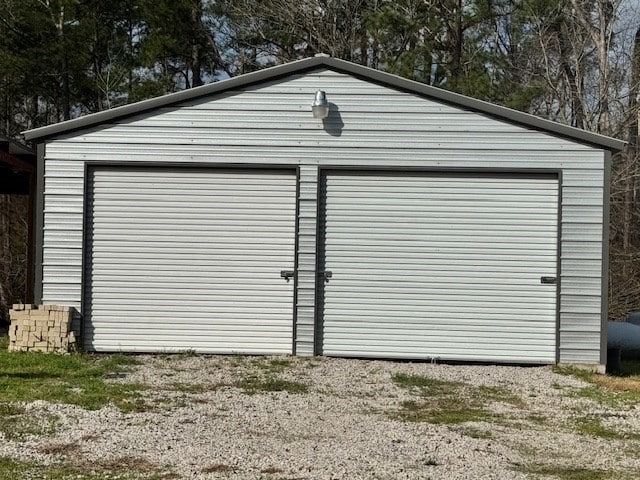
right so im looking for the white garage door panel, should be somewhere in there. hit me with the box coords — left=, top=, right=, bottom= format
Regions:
left=85, top=168, right=296, bottom=353
left=320, top=172, right=559, bottom=363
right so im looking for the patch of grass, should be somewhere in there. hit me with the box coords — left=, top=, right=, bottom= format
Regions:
left=513, top=464, right=612, bottom=480
left=0, top=403, right=59, bottom=440
left=143, top=391, right=194, bottom=411
left=525, top=413, right=549, bottom=426
left=0, top=402, right=23, bottom=417
left=101, top=354, right=142, bottom=370
left=251, top=357, right=294, bottom=374
left=392, top=373, right=456, bottom=395
left=476, top=385, right=524, bottom=407
left=432, top=406, right=492, bottom=425
left=0, top=458, right=30, bottom=479
left=0, top=336, right=8, bottom=350
left=0, top=415, right=59, bottom=440
left=0, top=349, right=147, bottom=412
left=168, top=349, right=199, bottom=360
left=391, top=373, right=521, bottom=425
left=572, top=385, right=622, bottom=406
left=554, top=364, right=640, bottom=406
left=395, top=399, right=494, bottom=424
left=0, top=456, right=175, bottom=480
left=591, top=374, right=640, bottom=395
left=575, top=417, right=619, bottom=439
left=573, top=415, right=640, bottom=440
left=228, top=355, right=249, bottom=367
left=553, top=365, right=593, bottom=382
left=234, top=374, right=308, bottom=394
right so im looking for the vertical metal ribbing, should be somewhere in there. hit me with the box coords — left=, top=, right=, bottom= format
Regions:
left=294, top=165, right=319, bottom=355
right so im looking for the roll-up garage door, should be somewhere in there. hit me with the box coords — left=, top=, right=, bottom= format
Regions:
left=84, top=168, right=297, bottom=353
left=319, top=171, right=559, bottom=363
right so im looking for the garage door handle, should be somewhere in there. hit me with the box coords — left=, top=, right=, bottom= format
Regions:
left=280, top=270, right=295, bottom=281
left=541, top=276, right=557, bottom=284
left=319, top=271, right=332, bottom=281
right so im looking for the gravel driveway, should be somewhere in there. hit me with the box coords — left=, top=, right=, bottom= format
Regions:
left=2, top=355, right=640, bottom=479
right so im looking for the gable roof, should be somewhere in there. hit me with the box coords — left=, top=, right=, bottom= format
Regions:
left=23, top=55, right=625, bottom=152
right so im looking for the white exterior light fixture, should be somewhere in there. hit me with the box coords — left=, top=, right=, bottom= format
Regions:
left=312, top=90, right=329, bottom=119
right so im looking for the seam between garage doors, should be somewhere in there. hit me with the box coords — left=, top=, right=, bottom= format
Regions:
left=555, top=172, right=563, bottom=364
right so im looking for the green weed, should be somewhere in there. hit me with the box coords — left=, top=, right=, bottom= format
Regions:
left=0, top=402, right=23, bottom=417
left=391, top=373, right=520, bottom=425
left=0, top=456, right=176, bottom=480
left=476, top=385, right=524, bottom=406
left=251, top=357, right=293, bottom=374
left=101, top=353, right=142, bottom=370
left=525, top=413, right=549, bottom=426
left=513, top=464, right=612, bottom=480
left=573, top=415, right=640, bottom=440
left=0, top=402, right=60, bottom=440
left=0, top=349, right=146, bottom=412
left=554, top=364, right=640, bottom=407
left=169, top=349, right=199, bottom=360
left=395, top=399, right=494, bottom=424
left=234, top=374, right=307, bottom=394
left=391, top=373, right=457, bottom=395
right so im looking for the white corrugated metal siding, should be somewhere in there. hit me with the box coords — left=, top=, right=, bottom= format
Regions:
left=84, top=168, right=297, bottom=353
left=319, top=172, right=559, bottom=363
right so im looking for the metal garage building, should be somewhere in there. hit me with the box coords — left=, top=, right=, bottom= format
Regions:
left=23, top=56, right=624, bottom=368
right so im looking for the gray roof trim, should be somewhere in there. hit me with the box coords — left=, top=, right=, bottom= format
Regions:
left=23, top=56, right=625, bottom=152
left=23, top=56, right=328, bottom=141
left=329, top=59, right=625, bottom=152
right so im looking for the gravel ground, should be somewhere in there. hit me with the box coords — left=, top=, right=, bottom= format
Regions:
left=2, top=355, right=640, bottom=479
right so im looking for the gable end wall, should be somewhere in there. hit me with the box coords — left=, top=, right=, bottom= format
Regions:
left=39, top=68, right=607, bottom=365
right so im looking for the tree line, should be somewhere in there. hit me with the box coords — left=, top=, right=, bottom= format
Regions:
left=0, top=0, right=639, bottom=319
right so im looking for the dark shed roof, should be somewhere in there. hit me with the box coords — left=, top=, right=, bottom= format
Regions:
left=0, top=137, right=36, bottom=194
left=23, top=56, right=625, bottom=152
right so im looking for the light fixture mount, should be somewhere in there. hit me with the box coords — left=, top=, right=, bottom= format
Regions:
left=312, top=90, right=329, bottom=119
